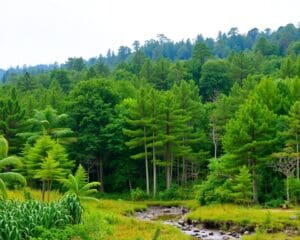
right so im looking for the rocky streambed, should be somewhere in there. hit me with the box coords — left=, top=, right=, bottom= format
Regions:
left=135, top=206, right=251, bottom=240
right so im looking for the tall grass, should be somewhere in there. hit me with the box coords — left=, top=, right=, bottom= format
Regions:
left=187, top=204, right=300, bottom=231
left=0, top=193, right=82, bottom=240
left=8, top=188, right=61, bottom=201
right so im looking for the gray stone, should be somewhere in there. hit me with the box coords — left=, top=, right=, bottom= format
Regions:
left=178, top=220, right=185, bottom=226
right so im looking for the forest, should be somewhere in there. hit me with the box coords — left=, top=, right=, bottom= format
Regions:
left=1, top=23, right=300, bottom=239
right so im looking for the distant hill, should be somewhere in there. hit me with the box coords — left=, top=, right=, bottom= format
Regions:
left=0, top=69, right=4, bottom=79
left=1, top=23, right=300, bottom=84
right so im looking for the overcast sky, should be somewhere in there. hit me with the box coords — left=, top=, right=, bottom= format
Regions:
left=0, top=0, right=299, bottom=69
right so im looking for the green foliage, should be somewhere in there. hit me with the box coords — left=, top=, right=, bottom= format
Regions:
left=288, top=176, right=300, bottom=204
left=158, top=185, right=178, bottom=200
left=2, top=24, right=300, bottom=207
left=0, top=193, right=82, bottom=240
left=130, top=188, right=149, bottom=201
left=60, top=164, right=100, bottom=201
left=264, top=198, right=284, bottom=208
left=231, top=166, right=253, bottom=205
left=200, top=59, right=232, bottom=101
left=222, top=95, right=277, bottom=202
left=0, top=136, right=26, bottom=199
left=0, top=88, right=25, bottom=154
left=18, top=106, right=74, bottom=144
left=152, top=228, right=161, bottom=240
left=23, top=135, right=73, bottom=200
left=198, top=158, right=234, bottom=205
left=23, top=135, right=73, bottom=178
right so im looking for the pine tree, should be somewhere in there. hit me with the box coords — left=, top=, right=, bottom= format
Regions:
left=159, top=91, right=180, bottom=189
left=172, top=81, right=200, bottom=185
left=223, top=96, right=277, bottom=203
left=34, top=154, right=63, bottom=201
left=148, top=88, right=163, bottom=197
left=0, top=88, right=25, bottom=154
left=124, top=88, right=151, bottom=195
left=23, top=135, right=74, bottom=194
left=231, top=166, right=253, bottom=205
left=285, top=101, right=300, bottom=179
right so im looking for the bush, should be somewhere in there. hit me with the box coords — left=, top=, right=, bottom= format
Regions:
left=264, top=198, right=284, bottom=208
left=158, top=185, right=178, bottom=200
left=130, top=188, right=148, bottom=201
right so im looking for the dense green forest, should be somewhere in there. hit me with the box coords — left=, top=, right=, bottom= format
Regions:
left=1, top=23, right=300, bottom=207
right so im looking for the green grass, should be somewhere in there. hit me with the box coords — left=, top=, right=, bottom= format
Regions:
left=8, top=190, right=193, bottom=240
left=144, top=200, right=198, bottom=209
left=242, top=232, right=300, bottom=240
left=8, top=188, right=61, bottom=202
left=84, top=200, right=193, bottom=240
left=187, top=204, right=300, bottom=232
left=8, top=189, right=300, bottom=240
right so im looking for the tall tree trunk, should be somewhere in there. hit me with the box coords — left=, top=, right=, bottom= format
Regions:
left=170, top=152, right=173, bottom=182
left=212, top=125, right=218, bottom=159
left=165, top=115, right=172, bottom=190
left=128, top=179, right=132, bottom=192
left=181, top=157, right=186, bottom=186
left=165, top=142, right=171, bottom=190
left=99, top=156, right=104, bottom=192
left=286, top=175, right=290, bottom=203
left=144, top=127, right=150, bottom=194
left=191, top=162, right=194, bottom=181
left=153, top=136, right=157, bottom=197
left=177, top=158, right=180, bottom=184
left=251, top=159, right=258, bottom=203
left=296, top=133, right=299, bottom=180
left=42, top=181, right=45, bottom=202
left=47, top=180, right=52, bottom=202
left=166, top=164, right=171, bottom=190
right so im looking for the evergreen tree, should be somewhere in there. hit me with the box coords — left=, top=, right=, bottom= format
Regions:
left=172, top=81, right=201, bottom=185
left=69, top=79, right=119, bottom=191
left=285, top=101, right=300, bottom=179
left=124, top=88, right=152, bottom=194
left=23, top=135, right=74, bottom=194
left=231, top=166, right=253, bottom=205
left=0, top=88, right=26, bottom=154
left=148, top=88, right=162, bottom=197
left=223, top=96, right=277, bottom=202
left=34, top=154, right=63, bottom=201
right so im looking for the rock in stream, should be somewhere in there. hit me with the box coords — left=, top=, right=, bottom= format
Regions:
left=135, top=206, right=242, bottom=240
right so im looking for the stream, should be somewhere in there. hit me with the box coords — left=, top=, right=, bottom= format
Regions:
left=135, top=206, right=250, bottom=240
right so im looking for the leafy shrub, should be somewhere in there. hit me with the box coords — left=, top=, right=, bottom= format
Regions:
left=130, top=188, right=148, bottom=201
left=264, top=198, right=284, bottom=208
left=158, top=185, right=178, bottom=200
left=0, top=193, right=82, bottom=240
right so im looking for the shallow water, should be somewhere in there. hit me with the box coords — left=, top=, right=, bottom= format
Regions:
left=135, top=206, right=242, bottom=240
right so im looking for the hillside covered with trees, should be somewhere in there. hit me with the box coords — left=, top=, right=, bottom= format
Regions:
left=1, top=23, right=300, bottom=209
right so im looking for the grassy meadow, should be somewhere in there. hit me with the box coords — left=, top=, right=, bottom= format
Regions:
left=6, top=189, right=300, bottom=240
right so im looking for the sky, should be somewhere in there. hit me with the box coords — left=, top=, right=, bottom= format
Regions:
left=0, top=0, right=299, bottom=69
